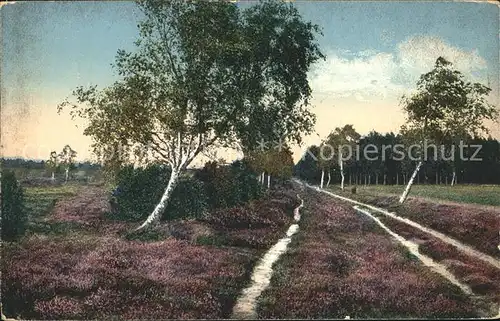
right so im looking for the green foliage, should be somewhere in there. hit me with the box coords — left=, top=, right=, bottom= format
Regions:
left=164, top=176, right=208, bottom=220
left=194, top=160, right=263, bottom=211
left=111, top=164, right=207, bottom=221
left=401, top=57, right=498, bottom=144
left=58, top=0, right=323, bottom=173
left=293, top=145, right=321, bottom=183
left=231, top=159, right=264, bottom=202
left=1, top=170, right=28, bottom=241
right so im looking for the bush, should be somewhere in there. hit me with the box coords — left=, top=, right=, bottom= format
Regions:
left=110, top=164, right=208, bottom=221
left=194, top=159, right=263, bottom=211
left=1, top=170, right=28, bottom=241
left=163, top=176, right=208, bottom=220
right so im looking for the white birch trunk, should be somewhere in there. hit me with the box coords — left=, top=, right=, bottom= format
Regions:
left=326, top=171, right=331, bottom=188
left=396, top=173, right=399, bottom=185
left=135, top=168, right=180, bottom=231
left=261, top=172, right=265, bottom=185
left=51, top=172, right=55, bottom=181
left=267, top=174, right=271, bottom=189
left=399, top=161, right=423, bottom=204
left=320, top=169, right=325, bottom=189
left=340, top=160, right=345, bottom=191
left=451, top=171, right=456, bottom=186
left=65, top=168, right=69, bottom=182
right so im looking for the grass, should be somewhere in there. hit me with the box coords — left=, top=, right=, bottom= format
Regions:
left=24, top=184, right=79, bottom=219
left=337, top=184, right=500, bottom=207
left=22, top=184, right=82, bottom=237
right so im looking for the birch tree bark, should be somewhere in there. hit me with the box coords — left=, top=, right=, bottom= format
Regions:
left=399, top=161, right=423, bottom=203
left=135, top=168, right=180, bottom=231
left=340, top=160, right=345, bottom=190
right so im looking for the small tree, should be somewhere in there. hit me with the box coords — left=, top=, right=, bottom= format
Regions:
left=398, top=57, right=498, bottom=203
left=264, top=145, right=294, bottom=188
left=325, top=125, right=360, bottom=190
left=46, top=151, right=59, bottom=181
left=58, top=145, right=77, bottom=182
left=1, top=170, right=27, bottom=241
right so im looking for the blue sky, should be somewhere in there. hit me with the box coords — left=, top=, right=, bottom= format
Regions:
left=1, top=1, right=499, bottom=161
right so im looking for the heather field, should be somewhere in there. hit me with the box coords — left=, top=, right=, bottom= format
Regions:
left=3, top=179, right=499, bottom=319
left=372, top=214, right=500, bottom=312
left=257, top=187, right=482, bottom=319
left=328, top=185, right=500, bottom=257
left=1, top=183, right=299, bottom=319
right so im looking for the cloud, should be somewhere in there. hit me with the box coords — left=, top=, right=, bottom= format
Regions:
left=395, top=35, right=488, bottom=83
left=310, top=35, right=490, bottom=103
left=310, top=51, right=402, bottom=102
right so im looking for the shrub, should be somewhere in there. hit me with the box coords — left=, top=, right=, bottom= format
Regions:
left=1, top=170, right=28, bottom=241
left=194, top=159, right=263, bottom=211
left=163, top=176, right=208, bottom=220
left=110, top=164, right=208, bottom=221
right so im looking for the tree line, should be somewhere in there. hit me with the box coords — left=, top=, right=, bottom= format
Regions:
left=294, top=129, right=500, bottom=187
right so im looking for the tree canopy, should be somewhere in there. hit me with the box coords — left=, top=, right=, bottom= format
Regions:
left=57, top=0, right=325, bottom=229
left=58, top=0, right=324, bottom=172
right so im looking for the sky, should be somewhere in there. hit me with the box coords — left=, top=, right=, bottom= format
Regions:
left=1, top=0, right=499, bottom=165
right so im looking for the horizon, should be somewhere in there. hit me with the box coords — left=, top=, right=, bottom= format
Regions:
left=1, top=0, right=499, bottom=164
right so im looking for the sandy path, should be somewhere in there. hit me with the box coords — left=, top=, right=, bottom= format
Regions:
left=296, top=179, right=500, bottom=271
left=231, top=194, right=304, bottom=319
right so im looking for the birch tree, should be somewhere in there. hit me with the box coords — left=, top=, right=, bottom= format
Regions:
left=46, top=151, right=59, bottom=181
left=325, top=125, right=360, bottom=190
left=58, top=145, right=77, bottom=183
left=58, top=0, right=323, bottom=230
left=399, top=57, right=497, bottom=203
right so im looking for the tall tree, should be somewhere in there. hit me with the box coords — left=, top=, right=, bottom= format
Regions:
left=58, top=0, right=324, bottom=230
left=398, top=57, right=498, bottom=203
left=58, top=145, right=77, bottom=182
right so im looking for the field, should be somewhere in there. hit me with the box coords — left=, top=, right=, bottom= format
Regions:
left=256, top=187, right=485, bottom=319
left=348, top=184, right=500, bottom=207
left=2, top=178, right=499, bottom=319
left=2, top=180, right=299, bottom=319
left=327, top=184, right=500, bottom=257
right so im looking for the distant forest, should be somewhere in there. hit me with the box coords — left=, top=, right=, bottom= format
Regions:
left=1, top=158, right=101, bottom=170
left=294, top=133, right=500, bottom=186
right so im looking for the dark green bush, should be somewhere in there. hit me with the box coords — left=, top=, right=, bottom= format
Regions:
left=1, top=170, right=28, bottom=241
left=163, top=176, right=208, bottom=220
left=195, top=159, right=263, bottom=211
left=110, top=164, right=208, bottom=221
left=230, top=159, right=263, bottom=203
